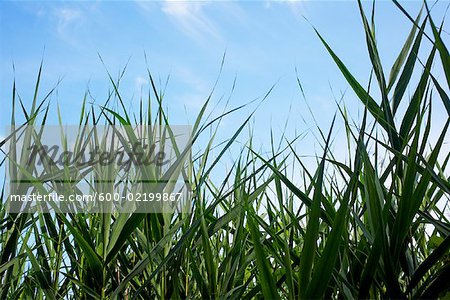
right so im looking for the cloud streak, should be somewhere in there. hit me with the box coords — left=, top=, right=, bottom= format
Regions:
left=161, top=0, right=222, bottom=43
left=55, top=7, right=84, bottom=35
left=264, top=0, right=308, bottom=18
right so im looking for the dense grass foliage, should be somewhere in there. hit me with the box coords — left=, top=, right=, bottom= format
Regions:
left=1, top=2, right=450, bottom=299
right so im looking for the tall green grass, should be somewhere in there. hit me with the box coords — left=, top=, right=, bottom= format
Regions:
left=1, top=1, right=450, bottom=299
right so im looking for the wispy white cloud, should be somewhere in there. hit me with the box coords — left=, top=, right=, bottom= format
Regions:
left=54, top=8, right=84, bottom=35
left=22, top=3, right=86, bottom=37
left=161, top=0, right=222, bottom=42
left=135, top=76, right=148, bottom=86
left=160, top=63, right=213, bottom=110
left=135, top=76, right=148, bottom=92
left=286, top=1, right=307, bottom=17
left=264, top=0, right=308, bottom=18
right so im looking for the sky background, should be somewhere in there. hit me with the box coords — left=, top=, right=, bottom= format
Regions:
left=1, top=0, right=449, bottom=166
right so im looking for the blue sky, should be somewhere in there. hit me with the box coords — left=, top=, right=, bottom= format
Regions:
left=1, top=1, right=449, bottom=159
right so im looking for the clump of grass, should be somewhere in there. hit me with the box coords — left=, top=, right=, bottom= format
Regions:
left=1, top=1, right=449, bottom=299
